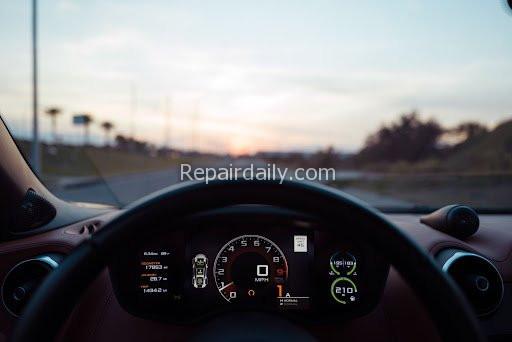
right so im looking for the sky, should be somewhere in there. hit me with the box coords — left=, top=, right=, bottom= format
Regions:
left=0, top=0, right=512, bottom=154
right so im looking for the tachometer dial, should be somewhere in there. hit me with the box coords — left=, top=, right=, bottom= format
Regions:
left=213, top=235, right=288, bottom=303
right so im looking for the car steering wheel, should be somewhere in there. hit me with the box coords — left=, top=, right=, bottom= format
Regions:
left=11, top=180, right=485, bottom=341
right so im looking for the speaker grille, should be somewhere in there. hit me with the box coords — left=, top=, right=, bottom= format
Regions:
left=9, top=189, right=56, bottom=233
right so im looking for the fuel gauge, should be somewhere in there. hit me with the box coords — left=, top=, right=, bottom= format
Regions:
left=330, top=277, right=359, bottom=304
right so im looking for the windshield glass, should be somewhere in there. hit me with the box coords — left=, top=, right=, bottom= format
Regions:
left=1, top=1, right=512, bottom=211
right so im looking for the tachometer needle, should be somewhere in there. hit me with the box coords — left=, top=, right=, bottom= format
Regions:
left=219, top=281, right=234, bottom=291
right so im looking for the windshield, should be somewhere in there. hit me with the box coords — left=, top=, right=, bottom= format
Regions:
left=1, top=1, right=511, bottom=211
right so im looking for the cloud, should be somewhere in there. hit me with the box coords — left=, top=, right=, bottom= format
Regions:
left=2, top=1, right=512, bottom=153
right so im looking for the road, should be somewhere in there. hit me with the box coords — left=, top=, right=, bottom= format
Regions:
left=52, top=167, right=413, bottom=209
left=53, top=168, right=182, bottom=206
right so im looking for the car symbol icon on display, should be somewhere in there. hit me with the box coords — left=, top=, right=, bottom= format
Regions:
left=192, top=254, right=208, bottom=288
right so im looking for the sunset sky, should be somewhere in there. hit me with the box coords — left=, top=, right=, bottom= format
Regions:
left=1, top=0, right=512, bottom=154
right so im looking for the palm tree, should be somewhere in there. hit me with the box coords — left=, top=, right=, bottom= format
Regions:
left=73, top=113, right=93, bottom=145
left=82, top=114, right=93, bottom=145
left=101, top=121, right=114, bottom=147
left=45, top=107, right=61, bottom=143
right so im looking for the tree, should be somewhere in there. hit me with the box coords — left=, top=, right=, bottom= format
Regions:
left=449, top=122, right=488, bottom=143
left=82, top=114, right=93, bottom=145
left=357, top=112, right=443, bottom=164
left=73, top=113, right=93, bottom=145
left=45, top=107, right=62, bottom=143
left=311, top=146, right=339, bottom=168
left=101, top=121, right=114, bottom=147
left=115, top=134, right=129, bottom=149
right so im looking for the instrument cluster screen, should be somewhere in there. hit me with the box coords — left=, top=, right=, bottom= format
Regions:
left=188, top=230, right=314, bottom=312
left=131, top=227, right=315, bottom=316
left=110, top=212, right=389, bottom=322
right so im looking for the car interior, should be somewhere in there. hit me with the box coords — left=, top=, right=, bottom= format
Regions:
left=0, top=118, right=511, bottom=342
left=1, top=1, right=512, bottom=341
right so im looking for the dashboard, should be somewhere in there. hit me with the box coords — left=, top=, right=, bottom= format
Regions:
left=1, top=209, right=512, bottom=341
left=109, top=207, right=389, bottom=323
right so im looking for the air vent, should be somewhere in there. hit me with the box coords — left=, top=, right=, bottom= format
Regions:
left=1, top=255, right=61, bottom=317
left=65, top=221, right=100, bottom=235
left=438, top=249, right=504, bottom=316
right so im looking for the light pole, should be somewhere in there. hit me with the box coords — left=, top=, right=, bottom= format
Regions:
left=30, top=0, right=41, bottom=174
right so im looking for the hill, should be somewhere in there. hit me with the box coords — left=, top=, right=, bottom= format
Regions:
left=350, top=118, right=512, bottom=174
left=439, top=119, right=512, bottom=173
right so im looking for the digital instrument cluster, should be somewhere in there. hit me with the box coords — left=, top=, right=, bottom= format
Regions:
left=110, top=209, right=389, bottom=322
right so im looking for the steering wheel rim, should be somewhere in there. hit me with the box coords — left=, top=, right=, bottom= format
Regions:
left=11, top=180, right=485, bottom=342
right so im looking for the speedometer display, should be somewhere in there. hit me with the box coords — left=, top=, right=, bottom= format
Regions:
left=213, top=235, right=288, bottom=304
